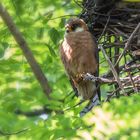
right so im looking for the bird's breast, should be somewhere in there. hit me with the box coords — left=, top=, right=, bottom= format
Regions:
left=61, top=31, right=97, bottom=76
left=62, top=40, right=73, bottom=61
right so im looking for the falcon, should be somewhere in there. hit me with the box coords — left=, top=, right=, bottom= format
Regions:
left=60, top=18, right=100, bottom=116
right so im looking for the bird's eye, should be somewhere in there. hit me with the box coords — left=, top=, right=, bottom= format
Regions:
left=71, top=24, right=79, bottom=30
left=71, top=25, right=75, bottom=30
left=66, top=29, right=69, bottom=33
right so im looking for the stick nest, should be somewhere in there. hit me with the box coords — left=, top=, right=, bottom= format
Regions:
left=79, top=0, right=140, bottom=100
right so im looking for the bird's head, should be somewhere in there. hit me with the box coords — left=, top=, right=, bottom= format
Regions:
left=65, top=18, right=88, bottom=34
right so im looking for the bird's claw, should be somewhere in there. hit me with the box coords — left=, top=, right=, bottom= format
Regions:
left=75, top=73, right=84, bottom=83
left=83, top=73, right=92, bottom=81
left=75, top=73, right=97, bottom=83
left=83, top=73, right=97, bottom=82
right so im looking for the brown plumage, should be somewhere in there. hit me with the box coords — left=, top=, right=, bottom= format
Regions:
left=60, top=18, right=98, bottom=100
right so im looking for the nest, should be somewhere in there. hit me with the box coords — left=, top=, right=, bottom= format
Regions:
left=78, top=0, right=140, bottom=100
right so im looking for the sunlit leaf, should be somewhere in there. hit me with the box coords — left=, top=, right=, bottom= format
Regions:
left=48, top=28, right=60, bottom=44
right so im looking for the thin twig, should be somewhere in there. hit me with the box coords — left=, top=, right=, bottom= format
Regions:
left=99, top=44, right=125, bottom=93
left=97, top=11, right=125, bottom=94
left=114, top=28, right=129, bottom=38
left=115, top=23, right=140, bottom=66
left=105, top=87, right=121, bottom=102
left=49, top=14, right=77, bottom=20
left=126, top=69, right=138, bottom=92
left=74, top=0, right=83, bottom=8
left=0, top=128, right=28, bottom=136
left=97, top=13, right=120, bottom=85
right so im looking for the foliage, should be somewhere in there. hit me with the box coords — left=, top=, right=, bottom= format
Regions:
left=0, top=0, right=140, bottom=140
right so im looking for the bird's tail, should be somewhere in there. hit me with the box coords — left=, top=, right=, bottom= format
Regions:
left=80, top=93, right=100, bottom=117
left=77, top=80, right=96, bottom=100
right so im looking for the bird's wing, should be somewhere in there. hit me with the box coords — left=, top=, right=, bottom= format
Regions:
left=60, top=41, right=78, bottom=97
left=69, top=78, right=78, bottom=97
left=80, top=34, right=101, bottom=117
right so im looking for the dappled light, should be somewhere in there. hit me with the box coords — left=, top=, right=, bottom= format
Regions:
left=0, top=0, right=140, bottom=139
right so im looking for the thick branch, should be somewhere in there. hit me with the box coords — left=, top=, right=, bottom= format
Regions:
left=83, top=73, right=140, bottom=86
left=0, top=3, right=51, bottom=97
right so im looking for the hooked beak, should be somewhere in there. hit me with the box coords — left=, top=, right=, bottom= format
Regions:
left=65, top=24, right=72, bottom=33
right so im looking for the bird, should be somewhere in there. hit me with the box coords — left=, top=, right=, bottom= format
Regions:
left=60, top=18, right=100, bottom=116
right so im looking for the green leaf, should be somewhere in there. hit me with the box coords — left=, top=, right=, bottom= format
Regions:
left=59, top=18, right=66, bottom=28
left=48, top=28, right=60, bottom=44
left=45, top=43, right=56, bottom=57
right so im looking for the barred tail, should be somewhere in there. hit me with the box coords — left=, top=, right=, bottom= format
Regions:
left=80, top=93, right=99, bottom=117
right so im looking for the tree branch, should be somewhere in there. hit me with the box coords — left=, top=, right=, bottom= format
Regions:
left=115, top=23, right=140, bottom=66
left=0, top=128, right=28, bottom=136
left=99, top=44, right=125, bottom=94
left=83, top=73, right=140, bottom=87
left=0, top=3, right=51, bottom=98
left=15, top=107, right=64, bottom=117
left=15, top=108, right=52, bottom=117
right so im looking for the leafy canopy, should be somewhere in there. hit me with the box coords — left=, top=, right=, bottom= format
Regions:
left=0, top=0, right=140, bottom=139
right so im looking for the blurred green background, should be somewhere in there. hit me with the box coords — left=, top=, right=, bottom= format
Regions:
left=0, top=0, right=140, bottom=139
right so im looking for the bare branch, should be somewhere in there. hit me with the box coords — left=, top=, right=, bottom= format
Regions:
left=99, top=44, right=125, bottom=94
left=0, top=3, right=51, bottom=98
left=83, top=73, right=140, bottom=88
left=83, top=73, right=116, bottom=84
left=115, top=23, right=140, bottom=66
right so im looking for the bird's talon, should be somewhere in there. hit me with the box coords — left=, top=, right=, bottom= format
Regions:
left=83, top=73, right=90, bottom=81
